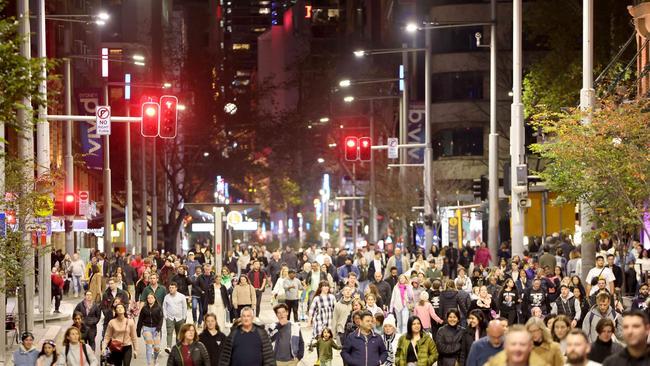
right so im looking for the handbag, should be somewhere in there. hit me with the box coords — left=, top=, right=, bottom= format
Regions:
left=108, top=319, right=129, bottom=353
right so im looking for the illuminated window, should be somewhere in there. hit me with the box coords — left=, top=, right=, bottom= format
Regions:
left=232, top=43, right=250, bottom=50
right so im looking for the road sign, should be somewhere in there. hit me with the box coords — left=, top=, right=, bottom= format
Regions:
left=78, top=191, right=90, bottom=216
left=95, top=106, right=111, bottom=135
left=34, top=195, right=54, bottom=217
left=226, top=211, right=243, bottom=228
left=387, top=137, right=399, bottom=159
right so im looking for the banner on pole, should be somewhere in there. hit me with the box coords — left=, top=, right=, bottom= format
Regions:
left=76, top=89, right=103, bottom=170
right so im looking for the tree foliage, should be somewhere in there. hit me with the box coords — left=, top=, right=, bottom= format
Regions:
left=523, top=0, right=634, bottom=116
left=530, top=100, right=650, bottom=243
left=0, top=2, right=53, bottom=291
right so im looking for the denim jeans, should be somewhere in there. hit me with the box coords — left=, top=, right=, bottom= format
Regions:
left=397, top=307, right=410, bottom=334
left=72, top=275, right=83, bottom=296
left=141, top=326, right=161, bottom=364
left=191, top=296, right=203, bottom=325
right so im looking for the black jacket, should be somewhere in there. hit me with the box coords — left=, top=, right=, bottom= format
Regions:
left=199, top=330, right=227, bottom=366
left=371, top=280, right=392, bottom=308
left=219, top=324, right=275, bottom=366
left=170, top=273, right=191, bottom=296
left=460, top=326, right=486, bottom=366
left=602, top=347, right=650, bottom=366
left=137, top=303, right=164, bottom=336
left=196, top=274, right=215, bottom=300
left=206, top=284, right=232, bottom=310
left=101, top=288, right=130, bottom=312
left=166, top=341, right=210, bottom=366
left=435, top=324, right=464, bottom=366
left=73, top=300, right=102, bottom=326
left=588, top=338, right=624, bottom=363
left=438, top=291, right=467, bottom=321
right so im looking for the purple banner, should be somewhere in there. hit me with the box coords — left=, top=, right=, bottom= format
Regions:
left=76, top=89, right=103, bottom=170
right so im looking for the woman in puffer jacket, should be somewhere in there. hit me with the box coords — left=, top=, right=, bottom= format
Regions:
left=435, top=309, right=465, bottom=366
left=167, top=324, right=210, bottom=366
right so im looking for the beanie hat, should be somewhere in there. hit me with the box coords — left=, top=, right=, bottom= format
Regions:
left=383, top=314, right=396, bottom=328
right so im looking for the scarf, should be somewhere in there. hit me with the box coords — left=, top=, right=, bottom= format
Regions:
left=399, top=284, right=408, bottom=304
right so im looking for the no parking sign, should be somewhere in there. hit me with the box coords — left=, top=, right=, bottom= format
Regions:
left=96, top=106, right=111, bottom=135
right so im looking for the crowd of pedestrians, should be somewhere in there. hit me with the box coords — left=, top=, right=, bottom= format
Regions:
left=11, top=235, right=650, bottom=366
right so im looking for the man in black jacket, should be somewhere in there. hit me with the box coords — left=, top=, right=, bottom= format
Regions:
left=196, top=264, right=215, bottom=325
left=170, top=265, right=191, bottom=296
left=523, top=278, right=548, bottom=320
left=370, top=272, right=392, bottom=310
left=74, top=291, right=102, bottom=349
left=602, top=310, right=650, bottom=366
left=219, top=307, right=275, bottom=366
left=101, top=277, right=130, bottom=312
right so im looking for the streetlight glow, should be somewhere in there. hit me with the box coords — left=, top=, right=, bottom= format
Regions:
left=97, top=12, right=110, bottom=20
left=132, top=55, right=145, bottom=61
left=353, top=50, right=365, bottom=57
left=134, top=61, right=145, bottom=66
left=319, top=117, right=330, bottom=123
left=406, top=22, right=419, bottom=33
left=177, top=104, right=186, bottom=111
left=339, top=79, right=351, bottom=87
left=163, top=82, right=172, bottom=88
left=95, top=20, right=106, bottom=26
left=317, top=158, right=325, bottom=164
left=343, top=96, right=355, bottom=103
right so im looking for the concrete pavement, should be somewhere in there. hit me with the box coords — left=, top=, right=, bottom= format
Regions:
left=2, top=290, right=343, bottom=366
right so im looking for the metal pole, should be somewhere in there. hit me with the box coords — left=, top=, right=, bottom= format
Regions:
left=510, top=0, right=525, bottom=257
left=369, top=100, right=378, bottom=243
left=580, top=0, right=595, bottom=279
left=18, top=0, right=35, bottom=333
left=64, top=59, right=75, bottom=254
left=401, top=44, right=409, bottom=246
left=140, top=134, right=147, bottom=255
left=36, top=0, right=51, bottom=318
left=487, top=0, right=500, bottom=265
left=338, top=201, right=345, bottom=248
left=541, top=191, right=548, bottom=240
left=103, top=84, right=112, bottom=253
left=213, top=208, right=223, bottom=274
left=0, top=48, right=5, bottom=363
left=352, top=163, right=358, bottom=249
left=126, top=105, right=133, bottom=254
left=152, top=138, right=158, bottom=251
left=423, top=28, right=434, bottom=253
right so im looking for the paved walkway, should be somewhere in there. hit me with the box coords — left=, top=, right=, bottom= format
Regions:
left=2, top=290, right=343, bottom=366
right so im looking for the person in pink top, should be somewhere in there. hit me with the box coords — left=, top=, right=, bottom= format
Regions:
left=474, top=242, right=492, bottom=268
left=413, top=291, right=443, bottom=333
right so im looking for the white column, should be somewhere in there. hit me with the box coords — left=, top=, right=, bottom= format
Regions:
left=487, top=0, right=500, bottom=264
left=423, top=28, right=434, bottom=253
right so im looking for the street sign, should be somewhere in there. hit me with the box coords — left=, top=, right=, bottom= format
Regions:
left=34, top=195, right=54, bottom=217
left=226, top=211, right=243, bottom=228
left=78, top=191, right=90, bottom=216
left=95, top=106, right=111, bottom=135
left=387, top=137, right=399, bottom=159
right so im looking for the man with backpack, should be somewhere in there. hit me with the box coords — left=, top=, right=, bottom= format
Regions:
left=582, top=292, right=623, bottom=343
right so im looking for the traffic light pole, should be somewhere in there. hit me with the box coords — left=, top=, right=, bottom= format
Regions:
left=369, top=100, right=378, bottom=243
left=140, top=134, right=147, bottom=255
left=125, top=105, right=133, bottom=254
left=152, top=138, right=158, bottom=251
left=63, top=59, right=75, bottom=255
left=352, top=163, right=358, bottom=248
left=103, top=83, right=113, bottom=253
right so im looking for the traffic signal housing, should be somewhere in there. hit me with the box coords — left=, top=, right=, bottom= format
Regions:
left=63, top=192, right=77, bottom=216
left=159, top=95, right=178, bottom=138
left=344, top=136, right=358, bottom=161
left=359, top=137, right=372, bottom=161
left=141, top=102, right=160, bottom=137
left=472, top=176, right=489, bottom=201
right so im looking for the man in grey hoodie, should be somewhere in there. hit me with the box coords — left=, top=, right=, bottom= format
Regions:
left=582, top=292, right=623, bottom=343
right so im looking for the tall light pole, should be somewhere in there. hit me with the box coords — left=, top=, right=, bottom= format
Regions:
left=423, top=27, right=434, bottom=253
left=580, top=0, right=595, bottom=278
left=486, top=0, right=499, bottom=264
left=510, top=0, right=526, bottom=257
left=36, top=0, right=52, bottom=318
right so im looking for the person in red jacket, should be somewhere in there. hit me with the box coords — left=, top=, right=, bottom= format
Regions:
left=474, top=241, right=492, bottom=269
left=51, top=268, right=65, bottom=313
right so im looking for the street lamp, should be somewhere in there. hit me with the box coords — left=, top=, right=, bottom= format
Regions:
left=317, top=158, right=325, bottom=164
left=132, top=54, right=145, bottom=61
left=353, top=50, right=365, bottom=57
left=343, top=96, right=355, bottom=103
left=405, top=22, right=418, bottom=33
left=319, top=117, right=330, bottom=123
left=339, top=78, right=401, bottom=88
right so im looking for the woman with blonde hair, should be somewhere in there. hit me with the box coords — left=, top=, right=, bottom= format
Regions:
left=525, top=317, right=564, bottom=366
left=389, top=274, right=416, bottom=334
left=271, top=265, right=289, bottom=304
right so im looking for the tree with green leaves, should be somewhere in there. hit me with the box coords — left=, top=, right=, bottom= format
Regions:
left=530, top=100, right=650, bottom=281
left=0, top=1, right=53, bottom=292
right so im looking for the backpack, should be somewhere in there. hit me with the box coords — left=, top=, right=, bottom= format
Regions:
left=65, top=343, right=90, bottom=365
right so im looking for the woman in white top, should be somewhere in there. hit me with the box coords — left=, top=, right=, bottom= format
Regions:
left=207, top=276, right=229, bottom=331
left=272, top=266, right=289, bottom=304
left=63, top=327, right=97, bottom=366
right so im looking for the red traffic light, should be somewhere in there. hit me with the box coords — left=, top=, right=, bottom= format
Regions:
left=159, top=95, right=178, bottom=139
left=359, top=137, right=372, bottom=161
left=141, top=102, right=160, bottom=137
left=63, top=192, right=76, bottom=216
left=344, top=136, right=358, bottom=161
